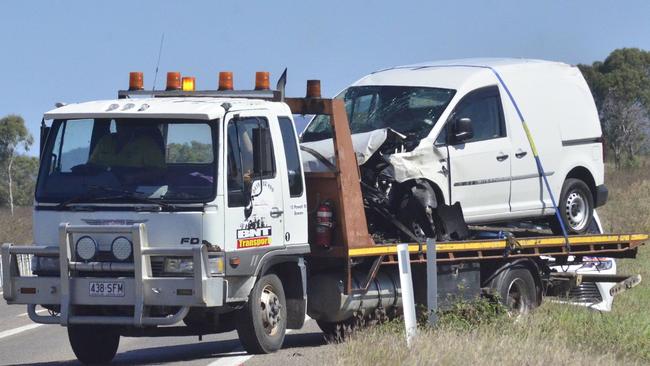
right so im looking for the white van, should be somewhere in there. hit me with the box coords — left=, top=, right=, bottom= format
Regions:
left=301, top=58, right=607, bottom=239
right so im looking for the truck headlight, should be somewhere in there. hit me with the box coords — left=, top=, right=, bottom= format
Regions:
left=76, top=236, right=97, bottom=261
left=208, top=255, right=225, bottom=275
left=583, top=257, right=614, bottom=271
left=111, top=236, right=133, bottom=261
left=164, top=257, right=194, bottom=274
left=31, top=255, right=60, bottom=274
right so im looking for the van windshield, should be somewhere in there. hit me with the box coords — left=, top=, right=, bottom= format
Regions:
left=36, top=118, right=217, bottom=204
left=301, top=86, right=455, bottom=142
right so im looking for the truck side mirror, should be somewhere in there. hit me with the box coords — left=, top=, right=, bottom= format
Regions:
left=243, top=126, right=273, bottom=219
left=453, top=117, right=473, bottom=143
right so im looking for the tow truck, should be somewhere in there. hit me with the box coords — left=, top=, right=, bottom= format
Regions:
left=2, top=70, right=646, bottom=364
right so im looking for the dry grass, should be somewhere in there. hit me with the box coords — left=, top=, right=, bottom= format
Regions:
left=336, top=162, right=650, bottom=365
left=0, top=206, right=33, bottom=244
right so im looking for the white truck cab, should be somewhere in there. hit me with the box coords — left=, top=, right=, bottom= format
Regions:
left=302, top=58, right=608, bottom=238
left=4, top=83, right=311, bottom=362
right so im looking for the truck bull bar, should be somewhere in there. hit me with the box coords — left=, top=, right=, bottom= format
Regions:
left=1, top=223, right=224, bottom=326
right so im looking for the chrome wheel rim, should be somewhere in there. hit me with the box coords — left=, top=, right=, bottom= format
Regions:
left=565, top=190, right=589, bottom=231
left=506, top=278, right=529, bottom=316
left=260, top=284, right=282, bottom=336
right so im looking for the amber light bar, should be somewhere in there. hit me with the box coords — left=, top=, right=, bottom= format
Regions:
left=166, top=72, right=181, bottom=90
left=129, top=72, right=144, bottom=91
left=182, top=76, right=196, bottom=91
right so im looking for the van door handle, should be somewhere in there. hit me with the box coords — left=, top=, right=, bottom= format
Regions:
left=270, top=208, right=284, bottom=218
left=496, top=154, right=509, bottom=161
left=515, top=151, right=528, bottom=159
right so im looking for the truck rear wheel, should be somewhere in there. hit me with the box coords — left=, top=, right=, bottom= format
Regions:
left=68, top=325, right=120, bottom=365
left=236, top=273, right=287, bottom=354
left=550, top=178, right=594, bottom=235
left=489, top=266, right=538, bottom=316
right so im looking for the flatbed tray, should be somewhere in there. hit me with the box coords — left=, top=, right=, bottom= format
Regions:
left=347, top=234, right=648, bottom=262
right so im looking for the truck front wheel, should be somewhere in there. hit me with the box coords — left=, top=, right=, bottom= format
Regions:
left=68, top=325, right=120, bottom=365
left=236, top=273, right=287, bottom=354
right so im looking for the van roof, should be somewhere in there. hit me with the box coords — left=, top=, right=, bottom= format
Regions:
left=44, top=97, right=290, bottom=120
left=354, top=58, right=574, bottom=91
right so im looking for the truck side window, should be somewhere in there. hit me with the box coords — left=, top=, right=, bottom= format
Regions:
left=227, top=117, right=276, bottom=206
left=278, top=117, right=304, bottom=197
left=50, top=119, right=94, bottom=172
left=452, top=86, right=506, bottom=143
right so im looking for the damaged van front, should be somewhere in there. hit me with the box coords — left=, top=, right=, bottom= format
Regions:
left=301, top=59, right=607, bottom=241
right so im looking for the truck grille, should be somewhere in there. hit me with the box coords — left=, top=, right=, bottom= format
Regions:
left=567, top=282, right=603, bottom=303
left=151, top=257, right=165, bottom=277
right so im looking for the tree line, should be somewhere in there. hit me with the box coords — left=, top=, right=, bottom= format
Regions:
left=578, top=48, right=650, bottom=168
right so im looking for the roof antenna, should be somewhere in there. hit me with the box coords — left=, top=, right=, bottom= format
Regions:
left=276, top=68, right=287, bottom=102
left=152, top=33, right=165, bottom=92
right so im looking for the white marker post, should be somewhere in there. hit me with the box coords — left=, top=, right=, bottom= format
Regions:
left=397, top=243, right=417, bottom=346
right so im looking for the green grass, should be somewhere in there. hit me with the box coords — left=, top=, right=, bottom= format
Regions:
left=335, top=163, right=650, bottom=365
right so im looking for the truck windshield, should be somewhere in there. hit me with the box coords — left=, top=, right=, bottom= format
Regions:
left=36, top=118, right=217, bottom=204
left=301, top=85, right=455, bottom=142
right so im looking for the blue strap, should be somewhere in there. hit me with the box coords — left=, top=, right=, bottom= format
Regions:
left=409, top=63, right=571, bottom=249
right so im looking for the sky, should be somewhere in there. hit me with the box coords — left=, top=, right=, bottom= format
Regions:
left=1, top=0, right=650, bottom=156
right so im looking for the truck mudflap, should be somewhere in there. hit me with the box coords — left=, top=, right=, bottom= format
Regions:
left=1, top=223, right=225, bottom=326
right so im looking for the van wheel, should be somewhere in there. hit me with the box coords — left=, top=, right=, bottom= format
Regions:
left=550, top=178, right=594, bottom=234
left=68, top=325, right=120, bottom=365
left=236, top=273, right=287, bottom=354
left=396, top=181, right=437, bottom=241
left=489, top=266, right=538, bottom=316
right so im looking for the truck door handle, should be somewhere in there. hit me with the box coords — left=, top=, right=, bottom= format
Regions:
left=270, top=208, right=284, bottom=218
left=515, top=151, right=528, bottom=159
left=496, top=154, right=509, bottom=161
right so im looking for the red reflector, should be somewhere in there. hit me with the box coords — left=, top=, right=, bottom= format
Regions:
left=20, top=287, right=37, bottom=294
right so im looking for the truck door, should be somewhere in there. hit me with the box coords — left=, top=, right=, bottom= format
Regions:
left=446, top=86, right=512, bottom=219
left=224, top=113, right=286, bottom=254
left=276, top=116, right=308, bottom=246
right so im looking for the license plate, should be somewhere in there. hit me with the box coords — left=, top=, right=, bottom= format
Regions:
left=89, top=281, right=125, bottom=297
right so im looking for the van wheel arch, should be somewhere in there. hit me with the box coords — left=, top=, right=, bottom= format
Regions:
left=564, top=166, right=596, bottom=203
left=392, top=179, right=446, bottom=240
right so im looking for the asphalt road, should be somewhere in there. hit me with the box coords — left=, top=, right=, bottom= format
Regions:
left=0, top=298, right=331, bottom=366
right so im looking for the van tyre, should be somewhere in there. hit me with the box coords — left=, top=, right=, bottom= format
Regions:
left=236, top=273, right=287, bottom=354
left=68, top=325, right=120, bottom=365
left=551, top=178, right=594, bottom=235
left=396, top=181, right=437, bottom=241
left=489, top=266, right=538, bottom=316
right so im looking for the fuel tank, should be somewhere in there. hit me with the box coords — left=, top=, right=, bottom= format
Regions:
left=307, top=269, right=402, bottom=323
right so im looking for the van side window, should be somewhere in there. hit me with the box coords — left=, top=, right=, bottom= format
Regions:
left=278, top=117, right=304, bottom=197
left=452, top=86, right=505, bottom=143
left=227, top=117, right=275, bottom=207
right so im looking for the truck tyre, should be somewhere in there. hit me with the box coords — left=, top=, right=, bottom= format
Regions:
left=236, top=273, right=287, bottom=354
left=68, top=325, right=120, bottom=365
left=490, top=266, right=538, bottom=315
left=550, top=178, right=594, bottom=235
